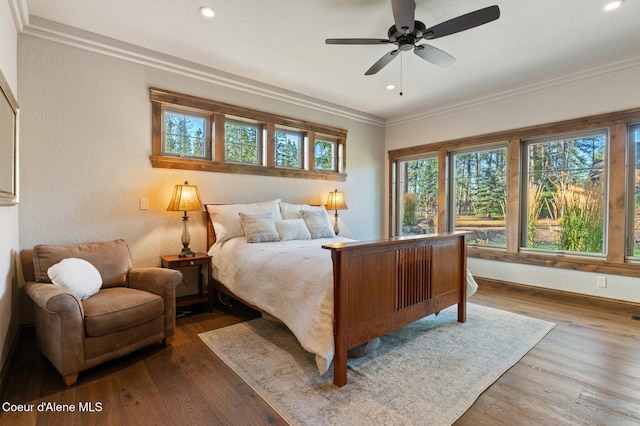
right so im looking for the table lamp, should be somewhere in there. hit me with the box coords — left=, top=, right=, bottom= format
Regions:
left=167, top=181, right=203, bottom=257
left=325, top=189, right=348, bottom=235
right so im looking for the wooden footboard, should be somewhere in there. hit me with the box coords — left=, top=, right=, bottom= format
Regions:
left=323, top=232, right=468, bottom=387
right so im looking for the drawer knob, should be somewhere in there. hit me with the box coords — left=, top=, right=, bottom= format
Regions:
left=190, top=261, right=195, bottom=266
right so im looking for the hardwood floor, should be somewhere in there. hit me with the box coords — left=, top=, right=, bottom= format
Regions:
left=1, top=283, right=640, bottom=425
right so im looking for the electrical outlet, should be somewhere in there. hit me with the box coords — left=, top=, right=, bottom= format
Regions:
left=597, top=276, right=607, bottom=288
left=139, top=198, right=149, bottom=210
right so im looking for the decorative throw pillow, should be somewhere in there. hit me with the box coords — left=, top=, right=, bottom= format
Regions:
left=47, top=258, right=103, bottom=299
left=275, top=219, right=312, bottom=241
left=300, top=210, right=334, bottom=239
left=238, top=212, right=280, bottom=243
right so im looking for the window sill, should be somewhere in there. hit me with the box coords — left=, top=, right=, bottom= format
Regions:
left=468, top=246, right=640, bottom=278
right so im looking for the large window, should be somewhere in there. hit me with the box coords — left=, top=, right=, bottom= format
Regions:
left=451, top=146, right=507, bottom=247
left=524, top=130, right=606, bottom=255
left=396, top=156, right=439, bottom=236
left=150, top=88, right=347, bottom=181
left=628, top=122, right=640, bottom=258
left=389, top=107, right=640, bottom=278
left=162, top=110, right=208, bottom=159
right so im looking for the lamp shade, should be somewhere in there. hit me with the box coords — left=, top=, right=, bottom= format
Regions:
left=166, top=181, right=203, bottom=212
left=326, top=189, right=348, bottom=211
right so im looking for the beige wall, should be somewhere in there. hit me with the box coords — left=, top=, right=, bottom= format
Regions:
left=0, top=0, right=20, bottom=378
left=386, top=62, right=640, bottom=303
left=17, top=34, right=385, bottom=285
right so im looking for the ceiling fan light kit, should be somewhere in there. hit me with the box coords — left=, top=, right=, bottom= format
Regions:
left=326, top=1, right=500, bottom=76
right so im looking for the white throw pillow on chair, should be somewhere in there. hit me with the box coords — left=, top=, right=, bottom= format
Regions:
left=47, top=258, right=103, bottom=299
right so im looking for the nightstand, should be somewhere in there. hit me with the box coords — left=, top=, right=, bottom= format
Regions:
left=160, top=253, right=212, bottom=313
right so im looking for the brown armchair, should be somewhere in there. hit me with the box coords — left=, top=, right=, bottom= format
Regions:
left=22, top=239, right=182, bottom=386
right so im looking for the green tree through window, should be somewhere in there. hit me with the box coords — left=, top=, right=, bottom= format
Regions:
left=163, top=111, right=206, bottom=158
left=315, top=139, right=336, bottom=171
left=275, top=130, right=302, bottom=168
left=224, top=120, right=260, bottom=164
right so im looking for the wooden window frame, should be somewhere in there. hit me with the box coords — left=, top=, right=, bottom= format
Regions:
left=388, top=107, right=640, bottom=278
left=150, top=88, right=347, bottom=181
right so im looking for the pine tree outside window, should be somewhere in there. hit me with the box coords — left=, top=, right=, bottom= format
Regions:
left=275, top=129, right=303, bottom=168
left=162, top=110, right=208, bottom=159
left=314, top=139, right=336, bottom=171
left=451, top=145, right=508, bottom=247
left=396, top=156, right=439, bottom=236
left=224, top=119, right=261, bottom=164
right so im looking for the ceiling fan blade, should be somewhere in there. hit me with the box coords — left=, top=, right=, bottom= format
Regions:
left=414, top=44, right=455, bottom=68
left=365, top=50, right=399, bottom=75
left=325, top=38, right=390, bottom=45
left=423, top=5, right=500, bottom=40
left=391, top=0, right=415, bottom=34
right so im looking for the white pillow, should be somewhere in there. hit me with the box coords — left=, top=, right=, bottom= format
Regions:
left=275, top=219, right=312, bottom=241
left=280, top=202, right=335, bottom=236
left=300, top=210, right=335, bottom=239
left=47, top=258, right=103, bottom=300
left=207, top=199, right=283, bottom=244
left=239, top=212, right=280, bottom=243
left=280, top=202, right=311, bottom=219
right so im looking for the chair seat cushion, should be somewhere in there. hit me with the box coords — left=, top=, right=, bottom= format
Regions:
left=82, top=287, right=164, bottom=337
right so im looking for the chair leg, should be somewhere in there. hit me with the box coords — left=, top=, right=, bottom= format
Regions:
left=63, top=373, right=78, bottom=386
left=163, top=336, right=174, bottom=346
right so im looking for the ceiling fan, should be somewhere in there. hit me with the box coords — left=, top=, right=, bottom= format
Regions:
left=325, top=0, right=500, bottom=75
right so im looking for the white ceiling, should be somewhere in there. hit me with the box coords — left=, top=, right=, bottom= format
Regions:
left=24, top=0, right=640, bottom=122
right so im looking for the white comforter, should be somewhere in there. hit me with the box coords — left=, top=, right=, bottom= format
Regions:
left=209, top=236, right=479, bottom=375
left=209, top=236, right=352, bottom=374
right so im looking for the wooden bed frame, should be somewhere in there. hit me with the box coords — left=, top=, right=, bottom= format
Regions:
left=204, top=207, right=468, bottom=387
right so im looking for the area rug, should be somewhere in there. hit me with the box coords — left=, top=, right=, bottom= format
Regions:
left=199, top=303, right=555, bottom=425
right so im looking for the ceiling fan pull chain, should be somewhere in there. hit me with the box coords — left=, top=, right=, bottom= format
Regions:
left=400, top=52, right=404, bottom=96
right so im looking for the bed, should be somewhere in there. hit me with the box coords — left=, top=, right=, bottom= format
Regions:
left=205, top=199, right=469, bottom=387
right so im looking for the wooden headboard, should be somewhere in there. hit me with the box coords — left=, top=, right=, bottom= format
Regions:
left=204, top=204, right=216, bottom=250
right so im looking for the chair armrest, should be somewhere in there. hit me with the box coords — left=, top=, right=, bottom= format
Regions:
left=24, top=281, right=85, bottom=377
left=128, top=268, right=182, bottom=339
left=24, top=281, right=84, bottom=316
left=128, top=267, right=182, bottom=297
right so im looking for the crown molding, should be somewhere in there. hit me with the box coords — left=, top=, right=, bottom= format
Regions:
left=21, top=16, right=386, bottom=128
left=386, top=55, right=640, bottom=127
left=8, top=0, right=28, bottom=32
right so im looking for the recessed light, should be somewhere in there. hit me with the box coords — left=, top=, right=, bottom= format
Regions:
left=386, top=84, right=396, bottom=90
left=604, top=0, right=623, bottom=11
left=199, top=6, right=216, bottom=18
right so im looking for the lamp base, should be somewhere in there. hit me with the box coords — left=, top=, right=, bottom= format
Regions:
left=178, top=245, right=196, bottom=258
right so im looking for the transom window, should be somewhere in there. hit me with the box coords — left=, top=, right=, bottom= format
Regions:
left=150, top=88, right=347, bottom=181
left=275, top=128, right=304, bottom=169
left=225, top=119, right=262, bottom=165
left=162, top=110, right=208, bottom=159
left=314, top=138, right=337, bottom=171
